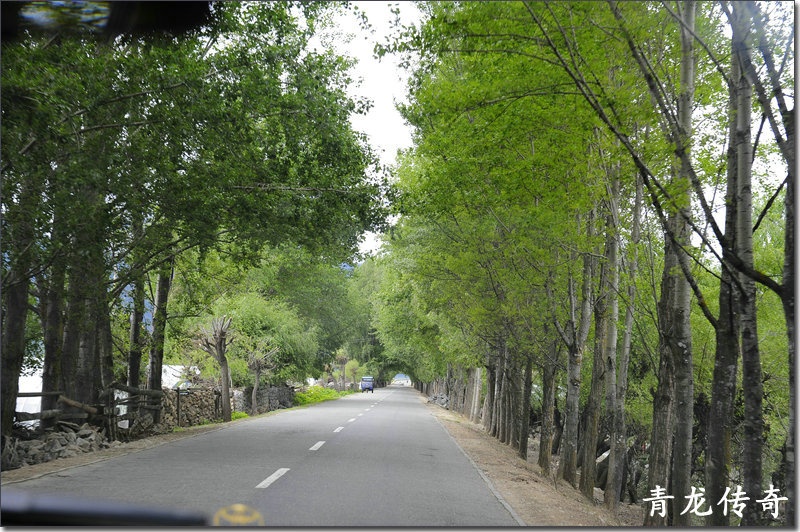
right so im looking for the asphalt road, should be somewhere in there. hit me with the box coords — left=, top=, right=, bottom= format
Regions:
left=3, top=386, right=523, bottom=527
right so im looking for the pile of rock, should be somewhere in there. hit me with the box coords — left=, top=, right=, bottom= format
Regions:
left=1, top=422, right=120, bottom=470
left=428, top=392, right=450, bottom=408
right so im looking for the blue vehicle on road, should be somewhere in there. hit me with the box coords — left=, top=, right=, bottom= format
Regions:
left=360, top=376, right=374, bottom=393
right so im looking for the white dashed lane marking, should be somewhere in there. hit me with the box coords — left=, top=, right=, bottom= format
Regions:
left=256, top=468, right=290, bottom=489
left=255, top=394, right=390, bottom=491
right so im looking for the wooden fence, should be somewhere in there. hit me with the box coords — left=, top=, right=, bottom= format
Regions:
left=14, top=381, right=227, bottom=441
left=14, top=382, right=164, bottom=441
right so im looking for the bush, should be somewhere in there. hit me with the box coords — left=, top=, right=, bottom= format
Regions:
left=294, top=386, right=351, bottom=406
left=231, top=411, right=249, bottom=420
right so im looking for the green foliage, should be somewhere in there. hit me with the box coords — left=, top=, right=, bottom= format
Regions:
left=293, top=385, right=351, bottom=406
left=231, top=411, right=249, bottom=421
left=227, top=357, right=250, bottom=389
left=2, top=1, right=387, bottom=417
left=371, top=2, right=791, bottom=508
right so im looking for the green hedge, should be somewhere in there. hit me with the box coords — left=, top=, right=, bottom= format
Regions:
left=294, top=386, right=352, bottom=406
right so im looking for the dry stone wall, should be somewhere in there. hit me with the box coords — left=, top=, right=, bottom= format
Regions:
left=156, top=384, right=295, bottom=431
left=237, top=385, right=295, bottom=414
left=158, top=387, right=220, bottom=430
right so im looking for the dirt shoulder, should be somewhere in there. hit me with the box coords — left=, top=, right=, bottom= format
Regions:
left=424, top=399, right=644, bottom=526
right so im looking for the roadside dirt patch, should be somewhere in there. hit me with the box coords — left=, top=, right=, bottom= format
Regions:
left=425, top=400, right=644, bottom=526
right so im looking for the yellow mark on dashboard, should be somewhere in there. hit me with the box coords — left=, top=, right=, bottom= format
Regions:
left=212, top=504, right=265, bottom=526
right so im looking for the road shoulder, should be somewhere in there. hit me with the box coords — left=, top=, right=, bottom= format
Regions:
left=423, top=396, right=643, bottom=526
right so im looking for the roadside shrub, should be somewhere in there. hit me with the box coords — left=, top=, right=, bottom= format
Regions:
left=294, top=386, right=351, bottom=406
left=231, top=411, right=249, bottom=420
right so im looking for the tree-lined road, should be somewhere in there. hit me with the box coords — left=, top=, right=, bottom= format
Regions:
left=4, top=386, right=523, bottom=526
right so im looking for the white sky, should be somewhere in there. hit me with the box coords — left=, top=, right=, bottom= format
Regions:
left=315, top=2, right=422, bottom=255
left=330, top=1, right=419, bottom=168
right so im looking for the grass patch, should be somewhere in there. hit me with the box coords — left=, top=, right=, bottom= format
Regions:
left=231, top=411, right=249, bottom=420
left=294, top=386, right=353, bottom=406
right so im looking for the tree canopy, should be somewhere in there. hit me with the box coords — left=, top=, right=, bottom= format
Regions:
left=1, top=1, right=388, bottom=434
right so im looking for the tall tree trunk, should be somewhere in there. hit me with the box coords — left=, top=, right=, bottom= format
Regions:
left=59, top=193, right=107, bottom=408
left=509, top=354, right=522, bottom=451
left=38, top=254, right=66, bottom=429
left=743, top=1, right=795, bottom=520
left=61, top=273, right=104, bottom=407
left=538, top=340, right=559, bottom=472
left=146, top=258, right=173, bottom=423
left=61, top=272, right=82, bottom=403
left=491, top=341, right=505, bottom=438
left=75, top=293, right=98, bottom=407
left=557, top=238, right=594, bottom=486
left=473, top=366, right=483, bottom=424
left=705, top=15, right=744, bottom=523
left=610, top=173, right=641, bottom=507
left=127, top=216, right=146, bottom=390
left=644, top=337, right=677, bottom=526
left=783, top=198, right=795, bottom=526
left=1, top=276, right=29, bottom=437
left=497, top=342, right=509, bottom=443
left=128, top=271, right=145, bottom=389
left=518, top=353, right=533, bottom=460
left=580, top=200, right=608, bottom=502
left=467, top=366, right=482, bottom=424
left=560, top=332, right=582, bottom=486
left=506, top=372, right=515, bottom=446
left=645, top=183, right=693, bottom=527
left=705, top=266, right=740, bottom=526
left=482, top=357, right=496, bottom=433
left=668, top=3, right=696, bottom=527
left=559, top=268, right=592, bottom=486
left=602, top=171, right=621, bottom=508
left=511, top=356, right=522, bottom=450
left=731, top=3, right=763, bottom=523
left=97, top=294, right=115, bottom=389
left=1, top=156, right=43, bottom=437
left=251, top=368, right=261, bottom=416
left=782, top=163, right=795, bottom=525
left=649, top=192, right=695, bottom=528
left=219, top=356, right=232, bottom=422
left=641, top=2, right=697, bottom=525
left=580, top=283, right=605, bottom=499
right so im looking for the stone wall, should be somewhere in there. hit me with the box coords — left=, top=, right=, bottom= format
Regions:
left=233, top=385, right=295, bottom=415
left=156, top=384, right=295, bottom=431
left=158, top=387, right=220, bottom=430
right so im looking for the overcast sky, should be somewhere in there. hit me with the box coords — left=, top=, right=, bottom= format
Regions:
left=332, top=2, right=420, bottom=168
left=321, top=2, right=422, bottom=255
